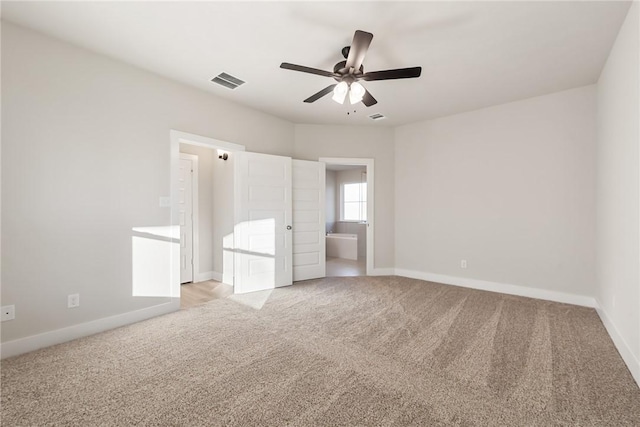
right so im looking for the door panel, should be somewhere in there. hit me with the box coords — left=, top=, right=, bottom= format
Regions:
left=234, top=152, right=292, bottom=294
left=179, top=157, right=193, bottom=283
left=292, top=160, right=326, bottom=281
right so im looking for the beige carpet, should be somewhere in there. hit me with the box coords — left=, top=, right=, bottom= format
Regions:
left=2, top=276, right=639, bottom=426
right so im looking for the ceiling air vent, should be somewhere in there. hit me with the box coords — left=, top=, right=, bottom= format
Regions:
left=211, top=72, right=246, bottom=90
left=368, top=113, right=386, bottom=121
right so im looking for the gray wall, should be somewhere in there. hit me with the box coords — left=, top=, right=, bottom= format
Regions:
left=1, top=22, right=294, bottom=342
left=395, top=85, right=597, bottom=297
left=596, top=2, right=640, bottom=371
left=214, top=153, right=235, bottom=286
left=325, top=169, right=337, bottom=233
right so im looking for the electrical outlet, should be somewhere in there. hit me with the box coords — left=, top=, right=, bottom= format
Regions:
left=460, top=260, right=468, bottom=269
left=67, top=294, right=80, bottom=308
left=1, top=305, right=15, bottom=322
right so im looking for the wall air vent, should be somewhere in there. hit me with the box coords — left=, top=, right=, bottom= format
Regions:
left=368, top=113, right=386, bottom=121
left=211, top=72, right=246, bottom=90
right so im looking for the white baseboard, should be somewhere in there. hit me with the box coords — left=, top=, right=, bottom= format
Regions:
left=195, top=271, right=214, bottom=282
left=212, top=271, right=223, bottom=282
left=595, top=302, right=640, bottom=387
left=394, top=269, right=597, bottom=308
left=369, top=268, right=395, bottom=276
left=0, top=299, right=180, bottom=359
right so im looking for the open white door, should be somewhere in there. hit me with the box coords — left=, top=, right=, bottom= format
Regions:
left=234, top=151, right=292, bottom=294
left=292, top=160, right=326, bottom=281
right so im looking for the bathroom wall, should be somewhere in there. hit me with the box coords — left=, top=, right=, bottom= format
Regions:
left=325, top=169, right=337, bottom=233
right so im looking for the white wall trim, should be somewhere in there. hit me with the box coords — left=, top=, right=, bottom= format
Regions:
left=171, top=130, right=246, bottom=153
left=0, top=299, right=180, bottom=359
left=595, top=302, right=640, bottom=387
left=319, top=157, right=375, bottom=276
left=195, top=271, right=214, bottom=283
left=370, top=268, right=395, bottom=276
left=211, top=271, right=223, bottom=282
left=394, top=269, right=597, bottom=308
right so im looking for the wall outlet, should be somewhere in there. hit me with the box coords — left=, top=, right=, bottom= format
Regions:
left=1, top=305, right=15, bottom=322
left=67, top=293, right=80, bottom=308
left=460, top=260, right=468, bottom=269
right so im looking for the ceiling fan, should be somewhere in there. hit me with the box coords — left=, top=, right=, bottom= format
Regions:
left=280, top=30, right=422, bottom=107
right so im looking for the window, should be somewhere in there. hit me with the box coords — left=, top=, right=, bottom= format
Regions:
left=342, top=182, right=367, bottom=221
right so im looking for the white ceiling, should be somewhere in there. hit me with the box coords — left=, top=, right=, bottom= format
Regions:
left=2, top=1, right=631, bottom=127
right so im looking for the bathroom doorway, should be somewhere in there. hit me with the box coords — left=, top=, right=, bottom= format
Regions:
left=320, top=158, right=374, bottom=277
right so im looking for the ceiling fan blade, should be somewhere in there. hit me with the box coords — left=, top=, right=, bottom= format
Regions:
left=345, top=30, right=373, bottom=70
left=362, top=89, right=377, bottom=107
left=362, top=67, right=422, bottom=81
left=303, top=84, right=337, bottom=103
left=280, top=62, right=337, bottom=78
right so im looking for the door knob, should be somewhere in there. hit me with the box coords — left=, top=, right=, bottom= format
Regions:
left=287, top=225, right=292, bottom=230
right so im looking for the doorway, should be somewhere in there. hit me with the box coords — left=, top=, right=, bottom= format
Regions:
left=320, top=157, right=374, bottom=276
left=171, top=130, right=245, bottom=301
left=171, top=131, right=329, bottom=300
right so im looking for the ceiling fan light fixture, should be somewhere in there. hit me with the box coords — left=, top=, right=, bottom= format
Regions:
left=280, top=30, right=419, bottom=108
left=332, top=81, right=348, bottom=104
left=349, top=82, right=366, bottom=104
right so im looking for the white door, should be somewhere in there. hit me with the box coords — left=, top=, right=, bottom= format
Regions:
left=179, top=156, right=194, bottom=283
left=292, top=160, right=326, bottom=281
left=234, top=151, right=292, bottom=294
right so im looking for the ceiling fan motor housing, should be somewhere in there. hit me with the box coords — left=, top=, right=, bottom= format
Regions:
left=333, top=60, right=364, bottom=82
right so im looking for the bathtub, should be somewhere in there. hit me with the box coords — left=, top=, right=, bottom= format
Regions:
left=326, top=233, right=358, bottom=260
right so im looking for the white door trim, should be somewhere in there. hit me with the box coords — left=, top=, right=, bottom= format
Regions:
left=179, top=153, right=198, bottom=283
left=319, top=157, right=375, bottom=276
left=170, top=130, right=246, bottom=297
left=171, top=130, right=246, bottom=152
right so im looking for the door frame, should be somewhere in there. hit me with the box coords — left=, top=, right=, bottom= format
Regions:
left=319, top=157, right=375, bottom=276
left=179, top=153, right=198, bottom=284
left=170, top=130, right=245, bottom=298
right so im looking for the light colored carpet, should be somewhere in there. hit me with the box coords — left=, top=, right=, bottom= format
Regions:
left=2, top=276, right=639, bottom=426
